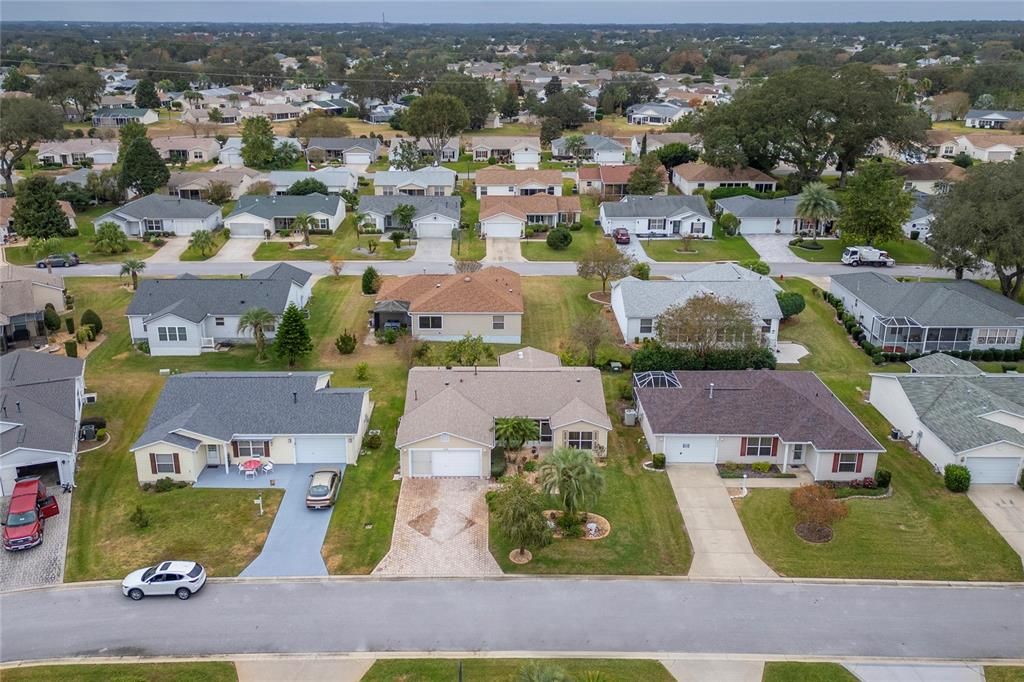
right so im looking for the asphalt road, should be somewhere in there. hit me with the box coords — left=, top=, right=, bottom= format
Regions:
left=2, top=579, right=1022, bottom=662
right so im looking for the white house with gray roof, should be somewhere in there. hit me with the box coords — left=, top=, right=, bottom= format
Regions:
left=0, top=352, right=86, bottom=496
left=304, top=137, right=381, bottom=167
left=598, top=195, right=712, bottom=238
left=219, top=136, right=301, bottom=168
left=372, top=168, right=458, bottom=197
left=266, top=168, right=357, bottom=195
left=551, top=134, right=625, bottom=165
left=98, top=195, right=222, bottom=237
left=965, top=109, right=1024, bottom=130
left=387, top=137, right=460, bottom=163
left=625, top=102, right=691, bottom=126
left=223, top=193, right=345, bottom=238
left=870, top=358, right=1024, bottom=484
left=357, top=196, right=460, bottom=238
left=129, top=372, right=373, bottom=484
left=831, top=273, right=1024, bottom=354
left=126, top=265, right=313, bottom=356
left=715, top=195, right=806, bottom=235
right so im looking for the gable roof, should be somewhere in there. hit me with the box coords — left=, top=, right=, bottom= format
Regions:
left=131, top=372, right=368, bottom=450
left=578, top=164, right=665, bottom=185
left=127, top=272, right=298, bottom=321
left=93, top=107, right=152, bottom=118
left=612, top=277, right=783, bottom=321
left=167, top=168, right=262, bottom=191
left=958, top=133, right=1024, bottom=150
left=626, top=102, right=686, bottom=116
left=306, top=137, right=380, bottom=153
left=498, top=346, right=561, bottom=368
left=149, top=136, right=220, bottom=153
left=474, top=167, right=562, bottom=187
left=228, top=193, right=341, bottom=220
left=673, top=162, right=775, bottom=183
left=0, top=198, right=76, bottom=226
left=250, top=262, right=312, bottom=286
left=898, top=162, right=967, bottom=183
left=357, top=195, right=461, bottom=222
left=101, top=194, right=220, bottom=222
left=599, top=195, right=711, bottom=220
left=371, top=168, right=458, bottom=188
left=0, top=351, right=84, bottom=456
left=479, top=195, right=581, bottom=220
left=38, top=138, right=119, bottom=155
left=469, top=136, right=541, bottom=152
left=716, top=194, right=803, bottom=219
left=907, top=352, right=983, bottom=376
left=552, top=134, right=624, bottom=154
left=966, top=109, right=1024, bottom=121
left=266, top=168, right=354, bottom=188
left=679, top=262, right=782, bottom=292
left=636, top=370, right=883, bottom=453
left=376, top=266, right=523, bottom=314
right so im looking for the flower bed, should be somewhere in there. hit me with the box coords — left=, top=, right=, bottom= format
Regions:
left=717, top=463, right=798, bottom=479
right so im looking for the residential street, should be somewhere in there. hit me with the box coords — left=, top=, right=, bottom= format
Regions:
left=1, top=579, right=1021, bottom=662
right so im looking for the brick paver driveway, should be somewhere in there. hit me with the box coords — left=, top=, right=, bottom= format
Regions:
left=373, top=478, right=501, bottom=577
left=0, top=487, right=71, bottom=592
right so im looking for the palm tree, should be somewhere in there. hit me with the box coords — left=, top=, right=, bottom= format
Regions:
left=795, top=182, right=839, bottom=241
left=537, top=447, right=605, bottom=518
left=28, top=237, right=64, bottom=274
left=493, top=477, right=550, bottom=562
left=188, top=229, right=214, bottom=256
left=237, top=307, right=277, bottom=361
left=182, top=90, right=202, bottom=108
left=120, top=259, right=146, bottom=290
left=494, top=417, right=540, bottom=453
left=289, top=212, right=316, bottom=247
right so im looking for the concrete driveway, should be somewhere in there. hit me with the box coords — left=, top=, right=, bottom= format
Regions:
left=373, top=478, right=501, bottom=577
left=618, top=238, right=653, bottom=263
left=411, top=237, right=453, bottom=263
left=745, top=235, right=805, bottom=264
left=208, top=237, right=260, bottom=263
left=0, top=487, right=71, bottom=592
left=667, top=464, right=776, bottom=579
left=484, top=237, right=525, bottom=263
left=144, top=237, right=190, bottom=263
left=968, top=485, right=1024, bottom=566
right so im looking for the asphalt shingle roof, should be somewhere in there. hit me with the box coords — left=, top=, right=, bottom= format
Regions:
left=101, top=195, right=220, bottom=222
left=600, top=195, right=711, bottom=220
left=0, top=351, right=84, bottom=455
left=716, top=195, right=803, bottom=219
left=613, top=277, right=782, bottom=321
left=228, top=193, right=341, bottom=220
left=906, top=352, right=983, bottom=376
left=306, top=137, right=380, bottom=152
left=552, top=134, right=624, bottom=154
left=372, top=168, right=457, bottom=188
left=127, top=270, right=298, bottom=322
left=357, top=195, right=461, bottom=221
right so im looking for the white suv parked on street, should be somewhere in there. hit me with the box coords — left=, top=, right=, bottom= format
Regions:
left=122, top=561, right=207, bottom=600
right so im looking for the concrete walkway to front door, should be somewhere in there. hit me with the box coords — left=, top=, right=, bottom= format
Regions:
left=667, top=464, right=776, bottom=579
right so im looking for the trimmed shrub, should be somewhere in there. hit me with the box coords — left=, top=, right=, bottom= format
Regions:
left=63, top=340, right=78, bottom=358
left=751, top=461, right=772, bottom=473
left=875, top=468, right=892, bottom=489
left=523, top=460, right=538, bottom=473
left=129, top=505, right=150, bottom=529
left=43, top=306, right=61, bottom=333
left=632, top=343, right=776, bottom=372
left=490, top=447, right=507, bottom=478
left=546, top=228, right=572, bottom=250
left=335, top=330, right=357, bottom=355
left=1018, top=468, right=1024, bottom=491
left=361, top=266, right=381, bottom=295
left=65, top=317, right=75, bottom=334
left=80, top=309, right=103, bottom=335
left=739, top=259, right=770, bottom=275
left=776, top=292, right=806, bottom=319
left=362, top=432, right=382, bottom=449
left=944, top=464, right=971, bottom=492
left=630, top=262, right=651, bottom=280
left=355, top=362, right=370, bottom=381
left=136, top=340, right=151, bottom=354
left=651, top=453, right=666, bottom=470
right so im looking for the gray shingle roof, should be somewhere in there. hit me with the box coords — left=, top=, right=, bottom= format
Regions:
left=600, top=195, right=711, bottom=220
left=552, top=134, right=623, bottom=154
left=228, top=193, right=341, bottom=220
left=101, top=195, right=220, bottom=222
left=967, top=109, right=1024, bottom=121
left=831, top=273, right=1024, bottom=327
left=126, top=272, right=297, bottom=322
left=716, top=195, right=803, bottom=219
left=54, top=168, right=95, bottom=187
left=357, top=195, right=461, bottom=221
left=306, top=137, right=381, bottom=153
left=251, top=262, right=312, bottom=286
left=266, top=169, right=354, bottom=188
left=907, top=352, right=983, bottom=376
left=371, top=168, right=457, bottom=188
left=131, top=372, right=369, bottom=450
left=613, top=277, right=782, bottom=321
left=679, top=263, right=782, bottom=292
left=93, top=107, right=152, bottom=118
left=0, top=351, right=84, bottom=455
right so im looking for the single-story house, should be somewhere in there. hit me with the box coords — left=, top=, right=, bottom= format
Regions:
left=479, top=195, right=582, bottom=238
left=870, top=356, right=1024, bottom=484
left=372, top=267, right=523, bottom=343
left=223, top=193, right=345, bottom=238
left=387, top=137, right=460, bottom=163
left=1, top=198, right=77, bottom=240
left=955, top=134, right=1024, bottom=163
left=610, top=274, right=783, bottom=347
left=129, top=371, right=373, bottom=484
left=831, top=272, right=1024, bottom=354
left=100, top=94, right=135, bottom=109
left=625, top=102, right=691, bottom=126
left=304, top=137, right=381, bottom=166
left=468, top=136, right=541, bottom=169
left=0, top=352, right=86, bottom=496
left=239, top=103, right=303, bottom=122
left=924, top=130, right=960, bottom=159
left=54, top=168, right=97, bottom=189
left=578, top=164, right=666, bottom=199
left=395, top=352, right=611, bottom=478
left=150, top=136, right=221, bottom=164
left=37, top=139, right=119, bottom=167
left=365, top=103, right=406, bottom=124
left=672, top=162, right=777, bottom=194
left=715, top=195, right=810, bottom=235
left=372, top=168, right=458, bottom=197
left=551, top=134, right=626, bottom=165
left=126, top=264, right=313, bottom=356
left=902, top=192, right=936, bottom=239
left=598, top=195, right=712, bottom=238
left=474, top=168, right=563, bottom=199
left=91, top=108, right=159, bottom=128
left=167, top=168, right=265, bottom=201
left=965, top=109, right=1024, bottom=130
left=634, top=370, right=884, bottom=480
left=266, top=168, right=357, bottom=195
left=630, top=133, right=702, bottom=157
left=899, top=162, right=966, bottom=194
left=181, top=107, right=241, bottom=125
left=97, top=195, right=221, bottom=237
left=357, top=195, right=460, bottom=238
left=0, top=264, right=67, bottom=352
left=219, top=137, right=301, bottom=168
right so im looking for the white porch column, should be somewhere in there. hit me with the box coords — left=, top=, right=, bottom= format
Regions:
left=781, top=442, right=789, bottom=474
left=223, top=444, right=229, bottom=475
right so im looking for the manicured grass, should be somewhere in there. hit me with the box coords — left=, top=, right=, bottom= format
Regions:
left=788, top=238, right=934, bottom=264
left=986, top=667, right=1024, bottom=682
left=252, top=216, right=414, bottom=261
left=521, top=276, right=629, bottom=365
left=443, top=159, right=513, bottom=173
left=521, top=195, right=603, bottom=262
left=734, top=278, right=1024, bottom=581
left=4, top=203, right=158, bottom=265
left=362, top=658, right=675, bottom=682
left=1, top=662, right=238, bottom=682
left=453, top=227, right=486, bottom=261
left=179, top=229, right=229, bottom=261
left=640, top=226, right=759, bottom=262
left=762, top=662, right=858, bottom=682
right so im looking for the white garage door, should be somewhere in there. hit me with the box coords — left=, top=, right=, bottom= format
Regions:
left=664, top=436, right=717, bottom=463
left=409, top=448, right=482, bottom=477
left=415, top=221, right=453, bottom=239
left=294, top=436, right=348, bottom=464
left=966, top=456, right=1022, bottom=484
left=738, top=218, right=779, bottom=235
left=228, top=222, right=265, bottom=238
left=988, top=151, right=1013, bottom=162
left=483, top=219, right=522, bottom=238
left=345, top=152, right=372, bottom=165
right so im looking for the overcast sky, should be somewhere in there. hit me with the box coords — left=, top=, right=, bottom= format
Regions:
left=3, top=1, right=1022, bottom=24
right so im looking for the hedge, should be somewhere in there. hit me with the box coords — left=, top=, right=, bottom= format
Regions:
left=632, top=344, right=776, bottom=372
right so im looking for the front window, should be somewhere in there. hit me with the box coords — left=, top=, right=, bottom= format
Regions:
left=236, top=440, right=267, bottom=458
left=214, top=317, right=224, bottom=326
left=318, top=218, right=331, bottom=230
left=537, top=420, right=552, bottom=443
left=639, top=319, right=654, bottom=334
left=493, top=315, right=505, bottom=330
left=479, top=185, right=488, bottom=196
left=978, top=328, right=1019, bottom=345
left=144, top=219, right=163, bottom=232
left=649, top=218, right=666, bottom=230
left=419, top=316, right=442, bottom=330
left=192, top=151, right=203, bottom=160
left=838, top=453, right=858, bottom=473
left=157, top=326, right=188, bottom=342
left=567, top=431, right=594, bottom=450
left=382, top=187, right=395, bottom=196
left=5, top=508, right=38, bottom=527
left=744, top=437, right=774, bottom=457
left=153, top=453, right=176, bottom=473
left=792, top=444, right=804, bottom=461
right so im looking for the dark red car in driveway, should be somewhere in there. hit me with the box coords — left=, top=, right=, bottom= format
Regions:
left=2, top=477, right=59, bottom=551
left=612, top=228, right=631, bottom=244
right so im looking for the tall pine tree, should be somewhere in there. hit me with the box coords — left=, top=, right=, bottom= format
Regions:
left=120, top=136, right=170, bottom=196
left=626, top=154, right=666, bottom=196
left=11, top=176, right=72, bottom=239
left=134, top=79, right=161, bottom=110
left=273, top=303, right=313, bottom=367
left=118, top=121, right=148, bottom=163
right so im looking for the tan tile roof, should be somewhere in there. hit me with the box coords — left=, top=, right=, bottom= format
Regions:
left=469, top=136, right=541, bottom=151
left=0, top=198, right=75, bottom=226
left=925, top=129, right=958, bottom=145
left=479, top=195, right=581, bottom=220
left=474, top=167, right=562, bottom=187
left=672, top=162, right=774, bottom=183
left=376, top=266, right=524, bottom=314
left=960, top=133, right=1024, bottom=150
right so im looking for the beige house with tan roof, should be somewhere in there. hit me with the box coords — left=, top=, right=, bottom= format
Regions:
left=671, top=162, right=776, bottom=195
left=474, top=168, right=563, bottom=199
left=0, top=198, right=77, bottom=240
left=469, top=136, right=542, bottom=169
left=372, top=267, right=523, bottom=343
left=479, top=195, right=582, bottom=238
left=396, top=348, right=612, bottom=478
left=955, top=133, right=1024, bottom=163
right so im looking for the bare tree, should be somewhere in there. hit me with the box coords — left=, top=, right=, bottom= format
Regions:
left=575, top=241, right=634, bottom=293
left=655, top=294, right=759, bottom=356
left=454, top=260, right=482, bottom=274
left=570, top=312, right=609, bottom=366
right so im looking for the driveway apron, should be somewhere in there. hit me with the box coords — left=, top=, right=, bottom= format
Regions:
left=208, top=238, right=260, bottom=263
left=744, top=235, right=805, bottom=264
left=667, top=464, right=776, bottom=579
left=619, top=238, right=653, bottom=263
left=144, top=237, right=190, bottom=263
left=484, top=237, right=525, bottom=263
left=411, top=237, right=453, bottom=263
left=845, top=663, right=986, bottom=682
left=968, top=486, right=1024, bottom=568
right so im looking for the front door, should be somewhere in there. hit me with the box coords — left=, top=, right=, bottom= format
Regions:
left=206, top=444, right=220, bottom=467
left=792, top=444, right=804, bottom=464
left=671, top=220, right=681, bottom=234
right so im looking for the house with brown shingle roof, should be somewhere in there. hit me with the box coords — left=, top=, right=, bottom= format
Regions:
left=898, top=162, right=966, bottom=194
left=478, top=195, right=582, bottom=238
left=634, top=370, right=884, bottom=480
left=396, top=350, right=612, bottom=478
left=578, top=164, right=666, bottom=199
left=468, top=136, right=542, bottom=169
left=474, top=168, right=563, bottom=199
left=671, top=162, right=776, bottom=195
left=372, top=267, right=523, bottom=343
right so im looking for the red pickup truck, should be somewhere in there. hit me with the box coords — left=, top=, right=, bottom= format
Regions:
left=2, top=477, right=60, bottom=551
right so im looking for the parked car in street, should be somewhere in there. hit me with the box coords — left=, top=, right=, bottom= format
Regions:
left=122, top=561, right=207, bottom=600
left=306, top=468, right=342, bottom=509
left=2, top=477, right=60, bottom=551
left=612, top=228, right=631, bottom=244
left=36, top=253, right=79, bottom=268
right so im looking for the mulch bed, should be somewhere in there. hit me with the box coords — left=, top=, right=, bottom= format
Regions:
left=795, top=522, right=834, bottom=543
left=717, top=463, right=789, bottom=479
left=509, top=549, right=533, bottom=564
left=588, top=291, right=611, bottom=304
left=544, top=510, right=611, bottom=541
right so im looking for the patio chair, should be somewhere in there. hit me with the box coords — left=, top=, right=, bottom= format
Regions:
left=244, top=468, right=257, bottom=479
left=262, top=460, right=274, bottom=474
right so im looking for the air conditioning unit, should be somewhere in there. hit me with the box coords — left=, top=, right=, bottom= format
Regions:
left=623, top=409, right=637, bottom=427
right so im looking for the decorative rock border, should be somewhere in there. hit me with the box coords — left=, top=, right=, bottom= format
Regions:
left=543, top=510, right=611, bottom=541
left=78, top=433, right=111, bottom=453
left=642, top=461, right=665, bottom=472
left=841, top=485, right=894, bottom=501
left=509, top=549, right=533, bottom=564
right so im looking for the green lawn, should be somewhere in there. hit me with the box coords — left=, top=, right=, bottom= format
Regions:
left=451, top=187, right=487, bottom=261
left=252, top=216, right=414, bottom=261
left=735, top=278, right=1024, bottom=581
left=788, top=238, right=934, bottom=264
left=762, top=662, right=858, bottom=682
left=4, top=204, right=158, bottom=265
left=1, top=662, right=238, bottom=682
left=640, top=226, right=759, bottom=262
left=521, top=195, right=603, bottom=262
left=521, top=276, right=629, bottom=365
left=362, top=659, right=675, bottom=682
left=179, top=229, right=229, bottom=261
left=986, top=667, right=1024, bottom=682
